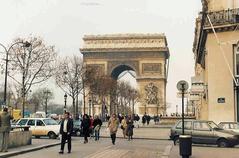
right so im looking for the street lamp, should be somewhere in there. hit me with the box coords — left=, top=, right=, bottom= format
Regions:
left=0, top=41, right=31, bottom=108
left=64, top=93, right=67, bottom=113
left=44, top=90, right=51, bottom=116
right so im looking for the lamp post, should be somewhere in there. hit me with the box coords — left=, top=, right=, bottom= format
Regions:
left=44, top=90, right=51, bottom=116
left=89, top=99, right=91, bottom=116
left=64, top=93, right=67, bottom=113
left=0, top=41, right=31, bottom=109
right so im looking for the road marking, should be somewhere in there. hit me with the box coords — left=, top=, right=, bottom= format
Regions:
left=161, top=144, right=173, bottom=158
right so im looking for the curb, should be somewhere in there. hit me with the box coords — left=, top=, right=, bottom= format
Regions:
left=0, top=142, right=61, bottom=158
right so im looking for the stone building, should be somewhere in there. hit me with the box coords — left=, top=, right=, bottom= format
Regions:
left=80, top=34, right=170, bottom=116
left=192, top=0, right=239, bottom=122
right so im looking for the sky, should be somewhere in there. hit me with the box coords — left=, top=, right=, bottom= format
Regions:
left=0, top=0, right=202, bottom=114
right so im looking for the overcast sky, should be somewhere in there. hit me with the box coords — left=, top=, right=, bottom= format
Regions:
left=0, top=0, right=202, bottom=113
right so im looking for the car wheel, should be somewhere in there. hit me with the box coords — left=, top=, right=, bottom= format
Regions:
left=76, top=130, right=81, bottom=137
left=48, top=132, right=57, bottom=139
left=217, top=139, right=228, bottom=147
left=173, top=136, right=179, bottom=145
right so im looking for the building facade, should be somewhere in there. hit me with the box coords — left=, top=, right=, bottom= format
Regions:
left=193, top=0, right=239, bottom=123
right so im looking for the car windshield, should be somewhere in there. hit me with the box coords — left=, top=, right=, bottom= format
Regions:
left=208, top=121, right=220, bottom=129
left=43, top=119, right=58, bottom=125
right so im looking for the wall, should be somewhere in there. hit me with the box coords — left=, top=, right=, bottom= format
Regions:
left=205, top=31, right=239, bottom=123
left=8, top=130, right=32, bottom=148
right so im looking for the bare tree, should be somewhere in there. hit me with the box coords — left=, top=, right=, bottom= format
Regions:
left=29, top=88, right=54, bottom=113
left=7, top=36, right=57, bottom=117
left=55, top=55, right=84, bottom=117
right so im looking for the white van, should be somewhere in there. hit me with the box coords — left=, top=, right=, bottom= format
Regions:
left=16, top=118, right=60, bottom=139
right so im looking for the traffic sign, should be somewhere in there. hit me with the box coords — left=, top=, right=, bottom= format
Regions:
left=177, top=80, right=189, bottom=91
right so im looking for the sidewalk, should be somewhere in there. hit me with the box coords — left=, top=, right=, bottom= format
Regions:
left=168, top=144, right=239, bottom=158
left=0, top=138, right=60, bottom=158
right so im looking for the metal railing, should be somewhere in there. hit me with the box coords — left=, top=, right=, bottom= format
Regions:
left=205, top=8, right=239, bottom=27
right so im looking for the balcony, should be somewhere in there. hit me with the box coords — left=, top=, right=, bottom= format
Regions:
left=205, top=8, right=239, bottom=27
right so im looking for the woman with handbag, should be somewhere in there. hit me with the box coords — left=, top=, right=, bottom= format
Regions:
left=108, top=113, right=119, bottom=145
left=121, top=116, right=127, bottom=139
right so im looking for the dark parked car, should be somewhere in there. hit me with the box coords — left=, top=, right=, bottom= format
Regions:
left=170, top=120, right=239, bottom=147
left=72, top=119, right=82, bottom=136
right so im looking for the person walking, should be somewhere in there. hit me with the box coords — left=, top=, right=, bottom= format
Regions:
left=89, top=116, right=94, bottom=139
left=146, top=114, right=151, bottom=125
left=126, top=115, right=134, bottom=141
left=120, top=116, right=127, bottom=139
left=142, top=113, right=147, bottom=126
left=81, top=114, right=91, bottom=144
left=0, top=107, right=13, bottom=152
left=59, top=112, right=73, bottom=154
left=93, top=115, right=102, bottom=141
left=108, top=113, right=119, bottom=145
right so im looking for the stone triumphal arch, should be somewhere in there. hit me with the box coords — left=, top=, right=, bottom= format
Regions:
left=80, top=34, right=170, bottom=115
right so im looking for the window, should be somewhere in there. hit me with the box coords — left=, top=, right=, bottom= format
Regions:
left=176, top=121, right=182, bottom=129
left=176, top=121, right=192, bottom=130
left=230, top=123, right=239, bottom=129
left=18, top=119, right=28, bottom=126
left=27, top=120, right=35, bottom=126
left=43, top=119, right=58, bottom=125
left=36, top=120, right=45, bottom=126
left=193, top=122, right=211, bottom=131
left=185, top=121, right=192, bottom=130
left=221, top=123, right=230, bottom=129
left=235, top=45, right=239, bottom=77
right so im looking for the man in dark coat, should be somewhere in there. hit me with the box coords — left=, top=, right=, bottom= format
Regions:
left=59, top=112, right=73, bottom=154
left=81, top=114, right=91, bottom=144
left=126, top=115, right=134, bottom=141
left=0, top=107, right=12, bottom=152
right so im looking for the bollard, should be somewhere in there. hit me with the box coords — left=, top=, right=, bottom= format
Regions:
left=179, top=135, right=192, bottom=158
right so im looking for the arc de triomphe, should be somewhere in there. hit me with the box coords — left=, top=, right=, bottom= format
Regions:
left=80, top=33, right=170, bottom=116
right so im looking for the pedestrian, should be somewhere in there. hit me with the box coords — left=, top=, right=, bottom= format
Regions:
left=93, top=115, right=102, bottom=141
left=59, top=112, right=73, bottom=154
left=153, top=115, right=157, bottom=125
left=146, top=114, right=151, bottom=125
left=121, top=116, right=127, bottom=139
left=135, top=114, right=140, bottom=128
left=89, top=115, right=94, bottom=139
left=126, top=115, right=134, bottom=141
left=0, top=107, right=13, bottom=152
left=81, top=114, right=91, bottom=144
left=142, top=113, right=147, bottom=126
left=108, top=113, right=119, bottom=145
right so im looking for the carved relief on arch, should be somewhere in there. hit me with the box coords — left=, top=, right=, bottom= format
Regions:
left=145, top=82, right=159, bottom=105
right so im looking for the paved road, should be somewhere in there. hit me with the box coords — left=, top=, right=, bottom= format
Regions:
left=11, top=137, right=172, bottom=158
left=100, top=126, right=170, bottom=139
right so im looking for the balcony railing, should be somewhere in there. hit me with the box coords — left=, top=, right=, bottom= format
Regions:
left=205, top=8, right=239, bottom=27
